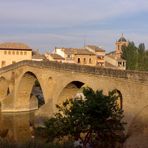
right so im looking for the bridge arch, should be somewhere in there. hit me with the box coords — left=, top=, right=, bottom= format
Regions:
left=112, top=89, right=123, bottom=109
left=15, top=71, right=45, bottom=111
left=0, top=76, right=9, bottom=102
left=56, top=80, right=85, bottom=105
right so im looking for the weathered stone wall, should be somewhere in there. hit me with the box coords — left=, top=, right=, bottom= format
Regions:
left=0, top=60, right=147, bottom=147
left=0, top=60, right=147, bottom=81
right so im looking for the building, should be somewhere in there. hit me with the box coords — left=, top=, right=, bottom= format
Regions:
left=0, top=42, right=32, bottom=68
left=32, top=50, right=46, bottom=61
left=54, top=47, right=75, bottom=63
left=73, top=48, right=96, bottom=66
left=105, top=52, right=126, bottom=69
left=54, top=47, right=96, bottom=66
left=115, top=34, right=128, bottom=58
left=85, top=45, right=105, bottom=67
left=104, top=34, right=128, bottom=70
left=45, top=53, right=65, bottom=62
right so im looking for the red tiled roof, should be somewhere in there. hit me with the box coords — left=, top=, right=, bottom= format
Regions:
left=0, top=42, right=31, bottom=50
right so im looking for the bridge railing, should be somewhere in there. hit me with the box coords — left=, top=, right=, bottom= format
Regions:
left=0, top=60, right=148, bottom=82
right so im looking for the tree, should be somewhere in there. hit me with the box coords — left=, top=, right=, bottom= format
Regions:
left=45, top=87, right=126, bottom=148
left=122, top=42, right=138, bottom=70
left=122, top=42, right=148, bottom=71
left=144, top=50, right=148, bottom=71
left=138, top=43, right=145, bottom=70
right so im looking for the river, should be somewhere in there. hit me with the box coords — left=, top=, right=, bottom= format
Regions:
left=0, top=111, right=38, bottom=143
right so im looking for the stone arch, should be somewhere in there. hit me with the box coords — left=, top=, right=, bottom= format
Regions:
left=15, top=71, right=45, bottom=111
left=112, top=89, right=123, bottom=109
left=57, top=80, right=85, bottom=105
left=0, top=76, right=9, bottom=102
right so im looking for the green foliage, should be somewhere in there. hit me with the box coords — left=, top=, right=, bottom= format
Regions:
left=122, top=42, right=148, bottom=71
left=122, top=42, right=138, bottom=70
left=45, top=87, right=126, bottom=148
left=35, top=80, right=40, bottom=87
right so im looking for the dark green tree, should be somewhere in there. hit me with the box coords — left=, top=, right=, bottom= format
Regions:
left=122, top=42, right=148, bottom=71
left=138, top=43, right=145, bottom=70
left=45, top=87, right=126, bottom=148
left=122, top=42, right=138, bottom=70
left=143, top=50, right=148, bottom=71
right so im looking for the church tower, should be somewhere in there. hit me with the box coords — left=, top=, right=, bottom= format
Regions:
left=115, top=34, right=128, bottom=58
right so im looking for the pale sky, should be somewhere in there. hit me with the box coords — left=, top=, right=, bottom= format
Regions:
left=0, top=0, right=148, bottom=52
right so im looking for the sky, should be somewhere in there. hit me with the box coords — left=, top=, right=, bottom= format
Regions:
left=0, top=0, right=148, bottom=52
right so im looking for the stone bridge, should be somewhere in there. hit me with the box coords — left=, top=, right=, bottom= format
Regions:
left=0, top=60, right=148, bottom=146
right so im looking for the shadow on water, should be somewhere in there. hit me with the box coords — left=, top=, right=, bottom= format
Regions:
left=0, top=111, right=40, bottom=143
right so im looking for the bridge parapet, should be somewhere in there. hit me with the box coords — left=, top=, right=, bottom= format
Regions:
left=0, top=60, right=147, bottom=83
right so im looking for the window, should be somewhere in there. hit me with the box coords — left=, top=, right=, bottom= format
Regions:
left=16, top=51, right=19, bottom=55
left=122, top=62, right=124, bottom=66
left=118, top=62, right=122, bottom=66
left=24, top=52, right=27, bottom=55
left=67, top=55, right=71, bottom=58
left=83, top=58, right=86, bottom=64
left=8, top=51, right=11, bottom=55
left=20, top=51, right=23, bottom=55
left=78, top=58, right=80, bottom=63
left=89, top=58, right=92, bottom=64
left=4, top=51, right=7, bottom=55
left=12, top=51, right=15, bottom=55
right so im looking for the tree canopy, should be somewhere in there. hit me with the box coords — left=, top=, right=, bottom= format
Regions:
left=122, top=42, right=148, bottom=71
left=44, top=87, right=126, bottom=148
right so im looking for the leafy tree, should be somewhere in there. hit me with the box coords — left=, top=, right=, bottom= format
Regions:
left=122, top=42, right=148, bottom=71
left=138, top=43, right=145, bottom=70
left=44, top=87, right=126, bottom=148
left=144, top=50, right=148, bottom=71
left=122, top=42, right=138, bottom=70
left=138, top=43, right=145, bottom=52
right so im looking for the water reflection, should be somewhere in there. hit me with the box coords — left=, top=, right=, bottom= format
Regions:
left=0, top=111, right=35, bottom=143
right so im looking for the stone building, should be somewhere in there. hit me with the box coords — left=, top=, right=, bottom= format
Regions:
left=105, top=34, right=128, bottom=70
left=0, top=42, right=32, bottom=68
left=115, top=34, right=128, bottom=58
left=105, top=52, right=126, bottom=69
left=54, top=47, right=96, bottom=66
left=45, top=53, right=65, bottom=62
left=85, top=45, right=105, bottom=67
left=54, top=47, right=75, bottom=63
left=73, top=48, right=96, bottom=66
left=32, top=50, right=46, bottom=61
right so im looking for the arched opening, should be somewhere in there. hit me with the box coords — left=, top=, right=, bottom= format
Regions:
left=16, top=72, right=45, bottom=111
left=31, top=80, right=45, bottom=108
left=7, top=88, right=10, bottom=95
left=112, top=89, right=123, bottom=109
left=0, top=77, right=9, bottom=102
left=57, top=81, right=85, bottom=104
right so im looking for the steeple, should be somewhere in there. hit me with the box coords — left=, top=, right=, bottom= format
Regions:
left=115, top=34, right=128, bottom=58
left=118, top=33, right=127, bottom=42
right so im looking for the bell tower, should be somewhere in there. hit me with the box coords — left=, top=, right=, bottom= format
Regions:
left=115, top=34, right=128, bottom=58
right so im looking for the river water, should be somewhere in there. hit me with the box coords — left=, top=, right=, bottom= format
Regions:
left=0, top=111, right=37, bottom=143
